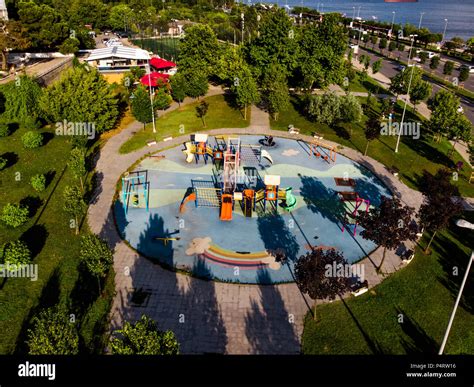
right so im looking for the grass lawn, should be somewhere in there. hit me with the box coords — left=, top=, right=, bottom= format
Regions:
left=271, top=95, right=474, bottom=197
left=132, top=37, right=180, bottom=61
left=302, top=212, right=474, bottom=354
left=347, top=71, right=390, bottom=95
left=120, top=94, right=250, bottom=154
left=0, top=126, right=114, bottom=354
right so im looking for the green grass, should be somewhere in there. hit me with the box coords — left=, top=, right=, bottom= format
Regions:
left=120, top=94, right=250, bottom=154
left=0, top=126, right=114, bottom=354
left=347, top=72, right=390, bottom=95
left=132, top=37, right=180, bottom=61
left=302, top=212, right=474, bottom=354
left=271, top=95, right=474, bottom=197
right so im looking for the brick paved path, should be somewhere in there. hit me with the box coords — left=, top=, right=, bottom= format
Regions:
left=88, top=92, right=457, bottom=354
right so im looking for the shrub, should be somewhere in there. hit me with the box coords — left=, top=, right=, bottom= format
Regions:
left=22, top=131, right=43, bottom=149
left=31, top=174, right=46, bottom=192
left=21, top=116, right=41, bottom=130
left=0, top=122, right=10, bottom=137
left=2, top=240, right=31, bottom=270
left=1, top=203, right=30, bottom=228
left=0, top=157, right=7, bottom=170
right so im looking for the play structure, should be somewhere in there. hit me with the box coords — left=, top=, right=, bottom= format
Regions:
left=180, top=135, right=296, bottom=220
left=338, top=191, right=371, bottom=236
left=310, top=139, right=337, bottom=163
left=121, top=171, right=150, bottom=214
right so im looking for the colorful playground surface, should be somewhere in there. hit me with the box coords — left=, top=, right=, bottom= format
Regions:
left=114, top=135, right=391, bottom=284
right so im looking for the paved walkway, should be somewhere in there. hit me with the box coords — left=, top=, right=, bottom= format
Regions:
left=87, top=88, right=437, bottom=353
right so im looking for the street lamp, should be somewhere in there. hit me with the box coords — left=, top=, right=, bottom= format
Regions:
left=394, top=34, right=417, bottom=153
left=146, top=59, right=156, bottom=134
left=357, top=20, right=365, bottom=46
left=438, top=219, right=474, bottom=355
left=357, top=6, right=361, bottom=19
left=418, top=12, right=425, bottom=29
left=443, top=18, right=448, bottom=41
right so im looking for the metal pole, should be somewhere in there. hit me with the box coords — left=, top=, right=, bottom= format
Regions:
left=443, top=19, right=448, bottom=41
left=418, top=12, right=425, bottom=29
left=147, top=58, right=156, bottom=134
left=395, top=35, right=417, bottom=153
left=439, top=252, right=474, bottom=354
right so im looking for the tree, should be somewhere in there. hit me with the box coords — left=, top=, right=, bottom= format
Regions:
left=357, top=196, right=417, bottom=272
left=418, top=51, right=429, bottom=64
left=195, top=101, right=209, bottom=128
left=170, top=73, right=187, bottom=107
left=177, top=24, right=219, bottom=76
left=63, top=185, right=86, bottom=235
left=448, top=115, right=472, bottom=157
left=430, top=56, right=440, bottom=72
left=110, top=315, right=179, bottom=355
left=40, top=67, right=119, bottom=133
left=371, top=35, right=379, bottom=48
left=2, top=240, right=31, bottom=270
left=109, top=4, right=134, bottom=31
left=379, top=37, right=388, bottom=53
left=306, top=92, right=341, bottom=126
left=68, top=148, right=87, bottom=191
left=130, top=85, right=152, bottom=129
left=31, top=174, right=46, bottom=192
left=364, top=115, right=381, bottom=156
left=339, top=94, right=363, bottom=125
left=389, top=67, right=423, bottom=96
left=418, top=170, right=463, bottom=253
left=17, top=1, right=68, bottom=50
left=80, top=234, right=113, bottom=293
left=294, top=249, right=351, bottom=321
left=388, top=40, right=396, bottom=53
left=261, top=63, right=289, bottom=121
left=68, top=0, right=110, bottom=30
left=1, top=203, right=29, bottom=228
left=154, top=87, right=172, bottom=112
left=21, top=131, right=43, bottom=149
left=297, top=14, right=346, bottom=89
left=443, top=60, right=454, bottom=76
left=231, top=66, right=260, bottom=120
left=0, top=20, right=30, bottom=71
left=246, top=8, right=298, bottom=79
left=59, top=37, right=80, bottom=55
left=185, top=72, right=208, bottom=99
left=371, top=59, right=382, bottom=75
left=459, top=67, right=470, bottom=83
left=26, top=306, right=79, bottom=355
left=428, top=90, right=460, bottom=142
left=358, top=54, right=370, bottom=71
left=409, top=81, right=432, bottom=111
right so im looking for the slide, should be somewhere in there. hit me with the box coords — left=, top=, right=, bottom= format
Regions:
left=282, top=187, right=297, bottom=212
left=179, top=192, right=196, bottom=213
left=183, top=142, right=195, bottom=163
left=220, top=194, right=233, bottom=221
left=261, top=149, right=273, bottom=164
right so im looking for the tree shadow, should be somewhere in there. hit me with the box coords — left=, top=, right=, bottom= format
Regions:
left=69, top=264, right=101, bottom=321
left=257, top=212, right=300, bottom=262
left=85, top=171, right=103, bottom=205
left=340, top=297, right=386, bottom=354
left=41, top=131, right=55, bottom=147
left=396, top=307, right=438, bottom=354
left=20, top=224, right=49, bottom=260
left=333, top=124, right=351, bottom=140
left=1, top=152, right=18, bottom=168
left=14, top=267, right=61, bottom=354
left=244, top=268, right=300, bottom=354
left=19, top=196, right=43, bottom=219
left=401, top=135, right=456, bottom=170
left=45, top=170, right=56, bottom=189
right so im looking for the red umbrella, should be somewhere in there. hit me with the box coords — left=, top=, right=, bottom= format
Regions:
left=140, top=72, right=170, bottom=87
left=150, top=57, right=177, bottom=70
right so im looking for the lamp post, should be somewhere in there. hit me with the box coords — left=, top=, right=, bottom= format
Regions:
left=438, top=219, right=474, bottom=355
left=418, top=12, right=425, bottom=29
left=146, top=58, right=156, bottom=134
left=394, top=34, right=417, bottom=153
left=443, top=18, right=448, bottom=41
left=389, top=11, right=396, bottom=39
left=357, top=6, right=361, bottom=19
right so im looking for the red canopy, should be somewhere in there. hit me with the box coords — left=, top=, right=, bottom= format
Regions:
left=150, top=57, right=177, bottom=70
left=140, top=72, right=170, bottom=87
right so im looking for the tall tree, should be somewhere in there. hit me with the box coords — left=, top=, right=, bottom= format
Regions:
left=195, top=100, right=209, bottom=127
left=184, top=71, right=208, bottom=99
left=295, top=249, right=351, bottom=321
left=364, top=115, right=381, bottom=156
left=110, top=315, right=179, bottom=355
left=63, top=185, right=86, bottom=235
left=389, top=67, right=423, bottom=96
left=429, top=56, right=440, bottom=72
left=409, top=80, right=432, bottom=112
left=428, top=90, right=460, bottom=142
left=231, top=65, right=260, bottom=120
left=80, top=234, right=114, bottom=294
left=443, top=60, right=454, bottom=76
left=130, top=85, right=152, bottom=129
left=261, top=63, right=289, bottom=121
left=357, top=196, right=418, bottom=272
left=371, top=59, right=382, bottom=75
left=448, top=115, right=472, bottom=157
left=0, top=20, right=30, bottom=71
left=170, top=73, right=187, bottom=107
left=68, top=148, right=87, bottom=191
left=153, top=87, right=172, bottom=112
left=306, top=92, right=341, bottom=127
left=418, top=169, right=463, bottom=253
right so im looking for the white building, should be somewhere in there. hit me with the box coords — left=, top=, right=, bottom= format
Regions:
left=0, top=0, right=8, bottom=20
left=85, top=46, right=151, bottom=72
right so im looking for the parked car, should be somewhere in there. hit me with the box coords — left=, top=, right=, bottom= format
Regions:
left=461, top=64, right=474, bottom=73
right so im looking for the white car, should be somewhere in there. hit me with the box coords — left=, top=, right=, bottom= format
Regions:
left=461, top=65, right=474, bottom=73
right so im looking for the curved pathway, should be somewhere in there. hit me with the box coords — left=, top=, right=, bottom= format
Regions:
left=88, top=94, right=445, bottom=354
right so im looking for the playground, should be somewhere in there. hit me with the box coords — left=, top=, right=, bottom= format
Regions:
left=114, top=135, right=391, bottom=284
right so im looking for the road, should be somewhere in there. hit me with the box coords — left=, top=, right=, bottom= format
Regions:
left=352, top=43, right=474, bottom=125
